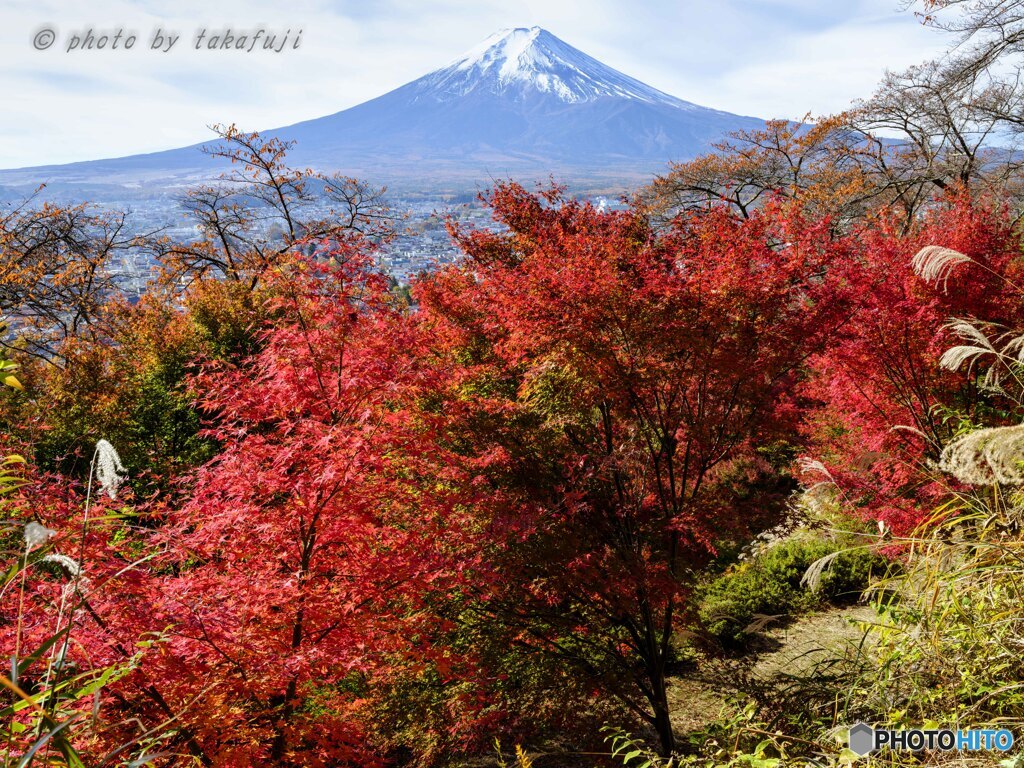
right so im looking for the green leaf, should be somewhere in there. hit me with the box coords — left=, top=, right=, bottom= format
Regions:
left=16, top=716, right=80, bottom=768
left=17, top=631, right=67, bottom=679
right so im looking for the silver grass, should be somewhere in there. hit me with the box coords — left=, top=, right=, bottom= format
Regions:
left=94, top=439, right=126, bottom=499
left=801, top=549, right=845, bottom=592
left=939, top=319, right=1015, bottom=394
left=890, top=424, right=930, bottom=439
left=890, top=424, right=940, bottom=451
left=911, top=245, right=974, bottom=288
left=743, top=613, right=785, bottom=634
left=23, top=521, right=56, bottom=551
left=940, top=345, right=996, bottom=372
left=42, top=554, right=80, bottom=578
left=798, top=483, right=838, bottom=517
left=945, top=318, right=997, bottom=353
left=797, top=457, right=833, bottom=481
left=939, top=423, right=1024, bottom=485
left=1003, top=333, right=1024, bottom=364
left=982, top=426, right=1024, bottom=484
left=59, top=579, right=86, bottom=602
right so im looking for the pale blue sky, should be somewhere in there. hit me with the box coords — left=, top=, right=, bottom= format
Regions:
left=0, top=0, right=949, bottom=168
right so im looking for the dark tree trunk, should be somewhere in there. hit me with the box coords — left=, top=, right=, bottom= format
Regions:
left=651, top=666, right=676, bottom=756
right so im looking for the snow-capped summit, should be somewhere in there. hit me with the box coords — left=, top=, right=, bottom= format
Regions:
left=0, top=28, right=768, bottom=188
left=421, top=27, right=689, bottom=107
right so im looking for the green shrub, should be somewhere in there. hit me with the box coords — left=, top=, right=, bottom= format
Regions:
left=697, top=536, right=882, bottom=648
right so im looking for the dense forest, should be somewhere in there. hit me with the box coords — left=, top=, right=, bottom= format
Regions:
left=8, top=1, right=1024, bottom=765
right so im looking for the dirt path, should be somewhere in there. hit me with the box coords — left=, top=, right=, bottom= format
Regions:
left=667, top=604, right=878, bottom=736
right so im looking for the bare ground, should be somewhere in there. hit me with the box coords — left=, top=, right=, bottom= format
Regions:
left=667, top=604, right=879, bottom=737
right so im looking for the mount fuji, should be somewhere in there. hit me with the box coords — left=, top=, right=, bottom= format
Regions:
left=0, top=27, right=766, bottom=191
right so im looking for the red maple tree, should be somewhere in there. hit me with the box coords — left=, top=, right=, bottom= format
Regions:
left=415, top=184, right=848, bottom=754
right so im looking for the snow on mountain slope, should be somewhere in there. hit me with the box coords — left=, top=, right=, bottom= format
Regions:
left=277, top=27, right=765, bottom=173
left=419, top=27, right=690, bottom=107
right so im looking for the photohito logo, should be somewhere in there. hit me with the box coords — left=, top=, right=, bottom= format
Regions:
left=848, top=722, right=1014, bottom=757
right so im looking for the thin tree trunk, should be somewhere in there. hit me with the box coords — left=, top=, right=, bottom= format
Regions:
left=651, top=668, right=675, bottom=756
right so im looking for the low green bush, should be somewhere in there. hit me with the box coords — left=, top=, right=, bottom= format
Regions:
left=697, top=536, right=882, bottom=648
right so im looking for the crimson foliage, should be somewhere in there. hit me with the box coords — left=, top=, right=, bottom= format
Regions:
left=6, top=188, right=1022, bottom=765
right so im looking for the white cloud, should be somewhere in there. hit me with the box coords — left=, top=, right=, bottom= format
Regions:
left=686, top=9, right=949, bottom=119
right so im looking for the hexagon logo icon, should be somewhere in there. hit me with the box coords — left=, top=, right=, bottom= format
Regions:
left=848, top=722, right=875, bottom=756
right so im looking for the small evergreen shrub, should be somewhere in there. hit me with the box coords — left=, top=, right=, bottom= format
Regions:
left=697, top=536, right=882, bottom=648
